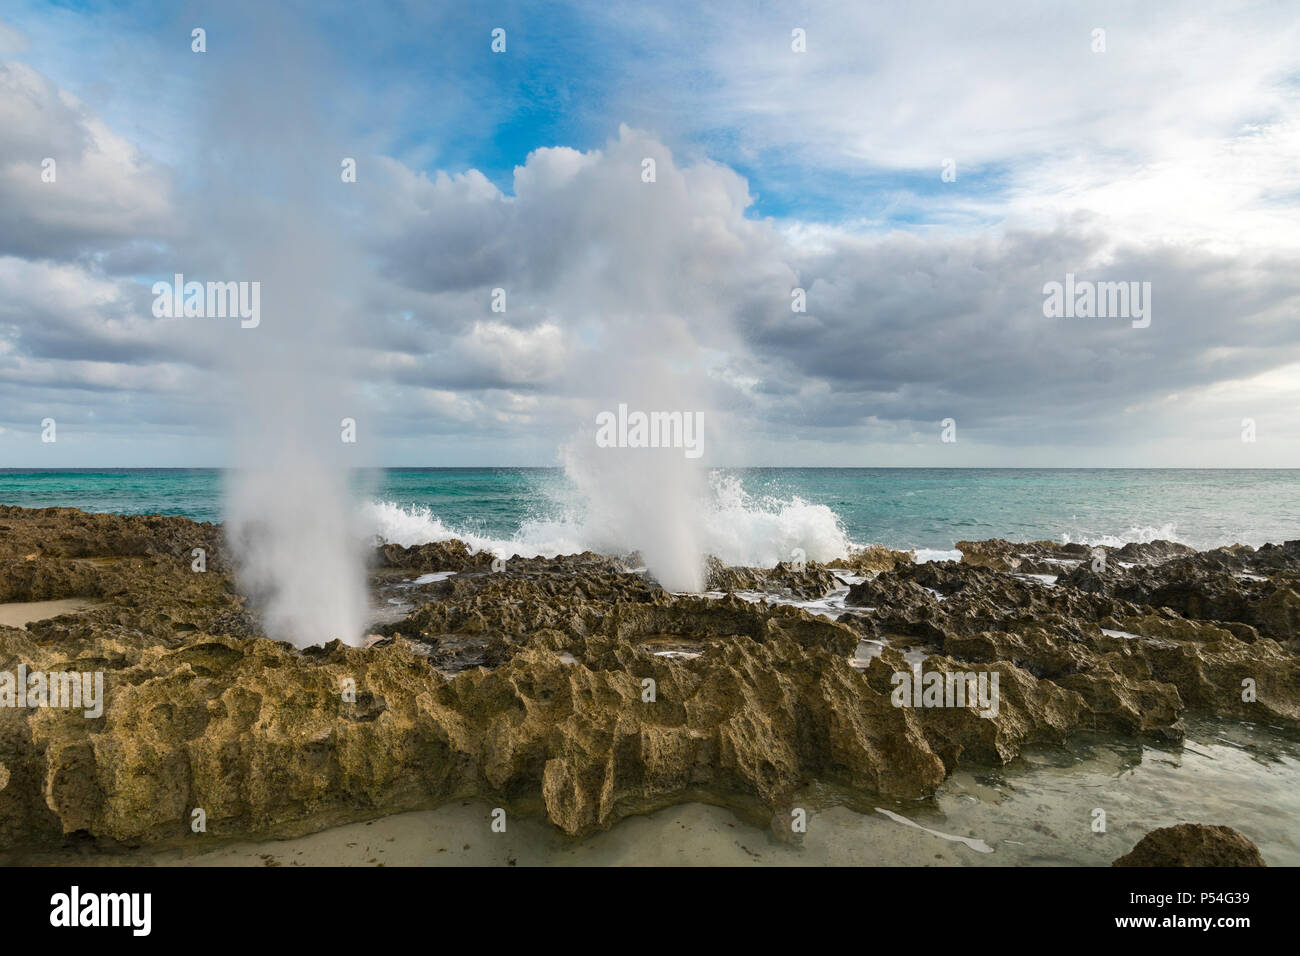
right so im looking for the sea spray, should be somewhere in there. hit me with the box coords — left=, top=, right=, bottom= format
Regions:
left=226, top=450, right=367, bottom=648
left=219, top=268, right=369, bottom=647
left=699, top=473, right=849, bottom=567
left=218, top=242, right=369, bottom=647
left=196, top=6, right=370, bottom=647
left=561, top=437, right=708, bottom=591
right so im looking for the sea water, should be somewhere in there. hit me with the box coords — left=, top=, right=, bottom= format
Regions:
left=1, top=468, right=1296, bottom=561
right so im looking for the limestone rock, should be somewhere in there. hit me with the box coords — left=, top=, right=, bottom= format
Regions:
left=828, top=545, right=916, bottom=575
left=1, top=506, right=1296, bottom=855
left=1112, top=824, right=1266, bottom=867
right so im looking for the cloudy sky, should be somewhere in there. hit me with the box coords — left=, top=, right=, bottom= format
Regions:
left=1, top=0, right=1298, bottom=467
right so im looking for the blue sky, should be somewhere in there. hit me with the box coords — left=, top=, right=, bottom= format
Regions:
left=1, top=0, right=1299, bottom=466
left=3, top=0, right=1019, bottom=224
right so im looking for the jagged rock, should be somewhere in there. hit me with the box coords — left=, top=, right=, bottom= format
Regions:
left=1112, top=824, right=1266, bottom=867
left=828, top=545, right=916, bottom=575
left=862, top=650, right=1087, bottom=767
left=1, top=609, right=945, bottom=847
left=955, top=538, right=1089, bottom=572
left=0, top=508, right=949, bottom=850
left=842, top=559, right=1299, bottom=730
left=1059, top=563, right=1119, bottom=596
left=1243, top=540, right=1300, bottom=574
left=374, top=539, right=494, bottom=572
left=1258, top=582, right=1300, bottom=651
left=957, top=538, right=1195, bottom=575
left=1104, top=614, right=1300, bottom=724
left=1, top=506, right=1298, bottom=855
left=704, top=557, right=839, bottom=599
left=1113, top=540, right=1198, bottom=564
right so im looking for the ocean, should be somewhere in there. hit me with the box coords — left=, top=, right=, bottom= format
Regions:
left=1, top=467, right=1296, bottom=561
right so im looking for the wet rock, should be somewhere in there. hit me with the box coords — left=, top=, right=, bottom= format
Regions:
left=955, top=539, right=1089, bottom=572
left=1241, top=540, right=1300, bottom=574
left=374, top=539, right=494, bottom=572
left=2, top=506, right=1298, bottom=855
left=848, top=559, right=1298, bottom=730
left=1112, top=824, right=1266, bottom=867
left=1, top=611, right=945, bottom=847
left=862, top=651, right=1087, bottom=767
left=704, top=557, right=839, bottom=599
left=1058, top=563, right=1119, bottom=596
left=1113, top=540, right=1197, bottom=564
left=828, top=545, right=915, bottom=575
left=1257, top=581, right=1300, bottom=650
left=1, top=508, right=949, bottom=850
left=957, top=538, right=1196, bottom=576
left=844, top=575, right=938, bottom=615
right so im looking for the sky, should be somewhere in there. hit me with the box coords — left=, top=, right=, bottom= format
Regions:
left=0, top=0, right=1298, bottom=467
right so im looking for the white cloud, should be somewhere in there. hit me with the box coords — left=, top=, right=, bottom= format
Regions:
left=1, top=4, right=1298, bottom=466
left=0, top=61, right=173, bottom=257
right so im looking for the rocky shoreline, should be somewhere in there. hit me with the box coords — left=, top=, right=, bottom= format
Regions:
left=1, top=505, right=1296, bottom=862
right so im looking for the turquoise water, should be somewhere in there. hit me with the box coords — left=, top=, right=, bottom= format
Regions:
left=0, top=468, right=1296, bottom=555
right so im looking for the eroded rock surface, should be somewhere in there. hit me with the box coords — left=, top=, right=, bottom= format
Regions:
left=704, top=557, right=840, bottom=599
left=828, top=545, right=916, bottom=575
left=1112, top=824, right=1266, bottom=867
left=0, top=506, right=1296, bottom=858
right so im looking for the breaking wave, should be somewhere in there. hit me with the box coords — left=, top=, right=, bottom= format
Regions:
left=361, top=471, right=851, bottom=575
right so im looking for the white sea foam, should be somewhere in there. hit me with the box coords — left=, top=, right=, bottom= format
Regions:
left=361, top=470, right=851, bottom=583
left=699, top=473, right=849, bottom=567
left=363, top=500, right=590, bottom=558
left=1061, top=523, right=1182, bottom=548
left=362, top=494, right=1209, bottom=583
left=914, top=548, right=963, bottom=564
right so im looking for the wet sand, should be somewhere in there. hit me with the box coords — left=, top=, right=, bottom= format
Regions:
left=140, top=801, right=983, bottom=867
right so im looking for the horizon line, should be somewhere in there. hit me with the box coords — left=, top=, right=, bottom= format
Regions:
left=2, top=465, right=1299, bottom=472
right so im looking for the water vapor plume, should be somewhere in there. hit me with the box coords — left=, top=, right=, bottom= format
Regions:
left=190, top=4, right=370, bottom=646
